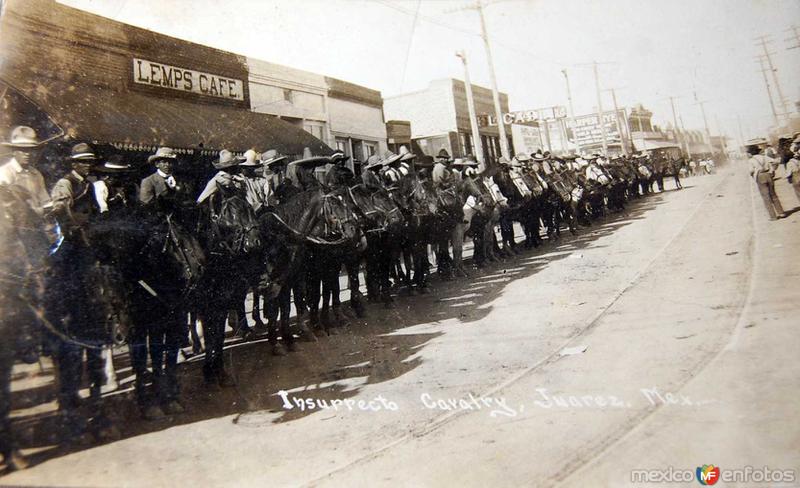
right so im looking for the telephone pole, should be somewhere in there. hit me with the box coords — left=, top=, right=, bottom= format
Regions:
left=755, top=55, right=780, bottom=125
left=561, top=69, right=581, bottom=154
left=755, top=35, right=789, bottom=119
left=592, top=61, right=608, bottom=155
left=693, top=91, right=713, bottom=155
left=449, top=1, right=511, bottom=161
left=604, top=87, right=628, bottom=156
left=456, top=50, right=484, bottom=164
left=668, top=96, right=688, bottom=156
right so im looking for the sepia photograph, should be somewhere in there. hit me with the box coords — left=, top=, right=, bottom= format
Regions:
left=0, top=0, right=798, bottom=486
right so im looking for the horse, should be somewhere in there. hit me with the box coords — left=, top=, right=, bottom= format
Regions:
left=346, top=183, right=404, bottom=307
left=263, top=186, right=361, bottom=338
left=0, top=184, right=50, bottom=470
left=389, top=174, right=439, bottom=292
left=89, top=204, right=205, bottom=417
left=195, top=188, right=265, bottom=384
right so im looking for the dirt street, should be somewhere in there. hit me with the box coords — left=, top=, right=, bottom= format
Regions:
left=3, top=162, right=798, bottom=487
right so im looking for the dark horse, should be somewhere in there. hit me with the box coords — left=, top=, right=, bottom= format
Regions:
left=195, top=187, right=264, bottom=385
left=0, top=185, right=49, bottom=470
left=263, top=186, right=361, bottom=337
left=345, top=183, right=404, bottom=307
left=89, top=204, right=205, bottom=416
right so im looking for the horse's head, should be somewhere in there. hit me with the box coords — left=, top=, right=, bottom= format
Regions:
left=85, top=262, right=133, bottom=346
left=208, top=193, right=263, bottom=256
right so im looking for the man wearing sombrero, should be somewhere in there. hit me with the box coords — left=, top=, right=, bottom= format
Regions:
left=196, top=149, right=244, bottom=204
left=0, top=125, right=51, bottom=214
left=140, top=147, right=182, bottom=206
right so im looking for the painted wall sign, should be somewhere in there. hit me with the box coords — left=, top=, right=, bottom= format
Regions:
left=478, top=106, right=568, bottom=127
left=132, top=58, right=245, bottom=101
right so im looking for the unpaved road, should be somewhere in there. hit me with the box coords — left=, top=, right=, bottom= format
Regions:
left=4, top=163, right=799, bottom=487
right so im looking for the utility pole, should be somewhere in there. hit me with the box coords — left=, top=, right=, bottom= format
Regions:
left=694, top=91, right=713, bottom=155
left=456, top=50, right=484, bottom=164
left=604, top=87, right=628, bottom=156
left=592, top=61, right=609, bottom=156
left=561, top=69, right=581, bottom=154
left=714, top=114, right=727, bottom=155
left=679, top=114, right=693, bottom=159
left=755, top=35, right=789, bottom=119
left=736, top=114, right=746, bottom=149
left=755, top=55, right=780, bottom=125
left=450, top=0, right=511, bottom=161
left=668, top=96, right=688, bottom=156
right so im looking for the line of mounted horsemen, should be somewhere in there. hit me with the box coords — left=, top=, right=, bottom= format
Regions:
left=0, top=124, right=685, bottom=469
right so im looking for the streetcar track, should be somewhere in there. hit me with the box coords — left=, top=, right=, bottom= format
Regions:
left=305, top=173, right=734, bottom=487
left=552, top=169, right=756, bottom=486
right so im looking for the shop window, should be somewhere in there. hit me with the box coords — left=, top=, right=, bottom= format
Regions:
left=363, top=142, right=377, bottom=159
left=336, top=138, right=349, bottom=156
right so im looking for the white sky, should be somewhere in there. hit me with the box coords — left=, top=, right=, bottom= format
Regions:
left=61, top=0, right=800, bottom=141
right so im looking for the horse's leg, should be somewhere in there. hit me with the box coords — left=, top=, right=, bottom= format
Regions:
left=346, top=253, right=366, bottom=317
left=0, top=350, right=27, bottom=470
left=200, top=306, right=231, bottom=387
left=100, top=346, right=118, bottom=394
left=161, top=309, right=185, bottom=412
left=329, top=259, right=349, bottom=328
left=451, top=222, right=467, bottom=277
left=251, top=286, right=265, bottom=329
left=53, top=340, right=90, bottom=442
left=265, top=294, right=286, bottom=356
left=305, top=258, right=323, bottom=335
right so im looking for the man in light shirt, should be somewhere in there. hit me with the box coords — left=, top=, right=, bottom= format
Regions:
left=0, top=125, right=50, bottom=214
left=748, top=143, right=785, bottom=220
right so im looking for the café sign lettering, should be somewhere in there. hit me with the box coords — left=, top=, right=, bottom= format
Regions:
left=132, top=58, right=245, bottom=102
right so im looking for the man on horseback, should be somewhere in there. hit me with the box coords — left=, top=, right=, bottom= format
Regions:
left=132, top=146, right=199, bottom=418
left=0, top=126, right=51, bottom=215
left=140, top=146, right=187, bottom=212
left=48, top=142, right=117, bottom=441
left=0, top=125, right=52, bottom=470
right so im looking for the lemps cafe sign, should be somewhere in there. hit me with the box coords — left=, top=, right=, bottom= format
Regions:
left=132, top=58, right=245, bottom=102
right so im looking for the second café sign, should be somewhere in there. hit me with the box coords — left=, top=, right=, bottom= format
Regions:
left=132, top=58, right=245, bottom=102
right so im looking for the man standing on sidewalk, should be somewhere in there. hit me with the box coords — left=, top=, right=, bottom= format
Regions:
left=747, top=143, right=785, bottom=220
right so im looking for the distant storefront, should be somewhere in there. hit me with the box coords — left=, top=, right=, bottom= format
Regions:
left=247, top=60, right=389, bottom=169
left=383, top=79, right=512, bottom=164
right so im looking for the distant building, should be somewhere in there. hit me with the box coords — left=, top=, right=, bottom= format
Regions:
left=383, top=79, right=512, bottom=163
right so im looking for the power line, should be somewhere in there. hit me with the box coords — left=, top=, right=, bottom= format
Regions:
left=399, top=0, right=422, bottom=93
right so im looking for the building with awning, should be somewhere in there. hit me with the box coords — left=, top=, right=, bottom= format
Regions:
left=0, top=0, right=331, bottom=174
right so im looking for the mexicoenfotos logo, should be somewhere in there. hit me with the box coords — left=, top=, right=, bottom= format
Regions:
left=696, top=464, right=720, bottom=485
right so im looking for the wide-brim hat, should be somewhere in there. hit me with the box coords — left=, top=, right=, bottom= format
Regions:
left=398, top=145, right=416, bottom=162
left=288, top=155, right=332, bottom=169
left=239, top=149, right=262, bottom=167
left=532, top=152, right=547, bottom=162
left=330, top=150, right=350, bottom=164
left=69, top=142, right=99, bottom=161
left=148, top=146, right=178, bottom=164
left=261, top=149, right=288, bottom=168
left=364, top=155, right=385, bottom=170
left=213, top=149, right=244, bottom=170
left=1, top=126, right=40, bottom=148
left=436, top=148, right=451, bottom=161
left=381, top=151, right=402, bottom=166
left=514, top=153, right=532, bottom=163
left=93, top=155, right=133, bottom=173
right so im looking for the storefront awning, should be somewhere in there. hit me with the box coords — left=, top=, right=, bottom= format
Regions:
left=0, top=77, right=331, bottom=158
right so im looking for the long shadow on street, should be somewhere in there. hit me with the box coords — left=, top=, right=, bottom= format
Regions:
left=4, top=191, right=667, bottom=473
